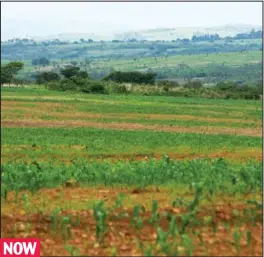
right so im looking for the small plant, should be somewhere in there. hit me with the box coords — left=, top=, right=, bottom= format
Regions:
left=131, top=204, right=145, bottom=230
left=93, top=201, right=108, bottom=245
left=233, top=229, right=241, bottom=256
left=64, top=244, right=80, bottom=256
left=109, top=246, right=118, bottom=256
left=114, top=193, right=125, bottom=209
left=168, top=214, right=178, bottom=239
left=181, top=234, right=194, bottom=256
left=50, top=207, right=61, bottom=232
left=150, top=200, right=159, bottom=226
left=61, top=216, right=72, bottom=241
left=246, top=230, right=252, bottom=246
left=156, top=227, right=169, bottom=254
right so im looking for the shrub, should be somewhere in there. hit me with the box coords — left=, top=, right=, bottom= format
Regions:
left=163, top=86, right=169, bottom=92
left=215, top=81, right=237, bottom=91
left=46, top=79, right=77, bottom=91
left=183, top=80, right=203, bottom=89
left=157, top=80, right=180, bottom=88
left=110, top=84, right=128, bottom=94
left=79, top=80, right=106, bottom=94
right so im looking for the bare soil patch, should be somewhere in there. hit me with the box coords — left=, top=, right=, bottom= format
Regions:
left=2, top=119, right=262, bottom=137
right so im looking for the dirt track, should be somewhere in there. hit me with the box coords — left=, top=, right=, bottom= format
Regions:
left=2, top=119, right=262, bottom=137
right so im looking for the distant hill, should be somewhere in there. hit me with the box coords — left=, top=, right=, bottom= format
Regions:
left=28, top=24, right=262, bottom=42
left=114, top=24, right=262, bottom=41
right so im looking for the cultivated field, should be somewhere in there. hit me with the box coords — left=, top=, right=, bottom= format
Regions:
left=1, top=87, right=263, bottom=256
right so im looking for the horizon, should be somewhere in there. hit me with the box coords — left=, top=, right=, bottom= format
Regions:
left=1, top=2, right=262, bottom=40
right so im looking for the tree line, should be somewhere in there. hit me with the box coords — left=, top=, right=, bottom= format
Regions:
left=1, top=61, right=262, bottom=100
left=2, top=29, right=262, bottom=46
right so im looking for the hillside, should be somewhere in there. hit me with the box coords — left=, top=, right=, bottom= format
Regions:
left=11, top=24, right=261, bottom=42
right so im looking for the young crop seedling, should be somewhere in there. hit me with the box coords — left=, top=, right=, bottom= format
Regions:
left=61, top=216, right=72, bottom=241
left=64, top=244, right=80, bottom=256
left=50, top=207, right=62, bottom=233
left=181, top=234, right=194, bottom=256
left=149, top=200, right=160, bottom=226
left=233, top=229, right=241, bottom=256
left=131, top=204, right=145, bottom=231
left=93, top=201, right=108, bottom=245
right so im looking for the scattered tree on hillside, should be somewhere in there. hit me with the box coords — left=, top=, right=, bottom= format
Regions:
left=60, top=66, right=89, bottom=80
left=103, top=71, right=157, bottom=85
left=36, top=71, right=60, bottom=84
left=60, top=66, right=80, bottom=79
left=32, top=57, right=50, bottom=66
left=1, top=61, right=24, bottom=85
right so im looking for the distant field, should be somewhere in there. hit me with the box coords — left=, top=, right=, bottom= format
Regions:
left=2, top=37, right=262, bottom=83
left=1, top=87, right=262, bottom=256
left=94, top=50, right=261, bottom=70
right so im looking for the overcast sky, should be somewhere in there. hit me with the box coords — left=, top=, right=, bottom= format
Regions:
left=1, top=2, right=262, bottom=40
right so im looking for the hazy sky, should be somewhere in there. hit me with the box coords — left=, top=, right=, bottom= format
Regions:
left=1, top=2, right=262, bottom=40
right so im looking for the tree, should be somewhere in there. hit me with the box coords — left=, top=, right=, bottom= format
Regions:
left=36, top=72, right=60, bottom=84
left=1, top=66, right=13, bottom=85
left=103, top=71, right=157, bottom=85
left=32, top=57, right=50, bottom=66
left=77, top=71, right=89, bottom=79
left=60, top=66, right=80, bottom=79
left=0, top=61, right=24, bottom=85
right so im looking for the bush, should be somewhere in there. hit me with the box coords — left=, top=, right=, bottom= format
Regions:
left=157, top=80, right=180, bottom=88
left=79, top=80, right=106, bottom=94
left=163, top=86, right=169, bottom=92
left=215, top=81, right=237, bottom=91
left=110, top=84, right=128, bottom=94
left=183, top=80, right=203, bottom=89
left=46, top=79, right=77, bottom=91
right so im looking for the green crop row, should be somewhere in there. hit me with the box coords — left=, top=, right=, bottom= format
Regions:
left=2, top=127, right=261, bottom=153
left=1, top=158, right=262, bottom=196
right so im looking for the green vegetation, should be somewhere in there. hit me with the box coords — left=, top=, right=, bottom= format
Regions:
left=103, top=71, right=157, bottom=85
left=2, top=158, right=262, bottom=193
left=1, top=61, right=24, bottom=85
left=1, top=37, right=262, bottom=84
left=2, top=127, right=261, bottom=161
left=1, top=30, right=262, bottom=255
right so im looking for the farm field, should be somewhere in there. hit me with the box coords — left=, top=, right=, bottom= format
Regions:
left=1, top=87, right=263, bottom=256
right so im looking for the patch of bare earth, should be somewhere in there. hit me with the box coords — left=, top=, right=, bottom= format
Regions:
left=2, top=119, right=262, bottom=137
left=2, top=101, right=260, bottom=125
left=2, top=147, right=262, bottom=163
